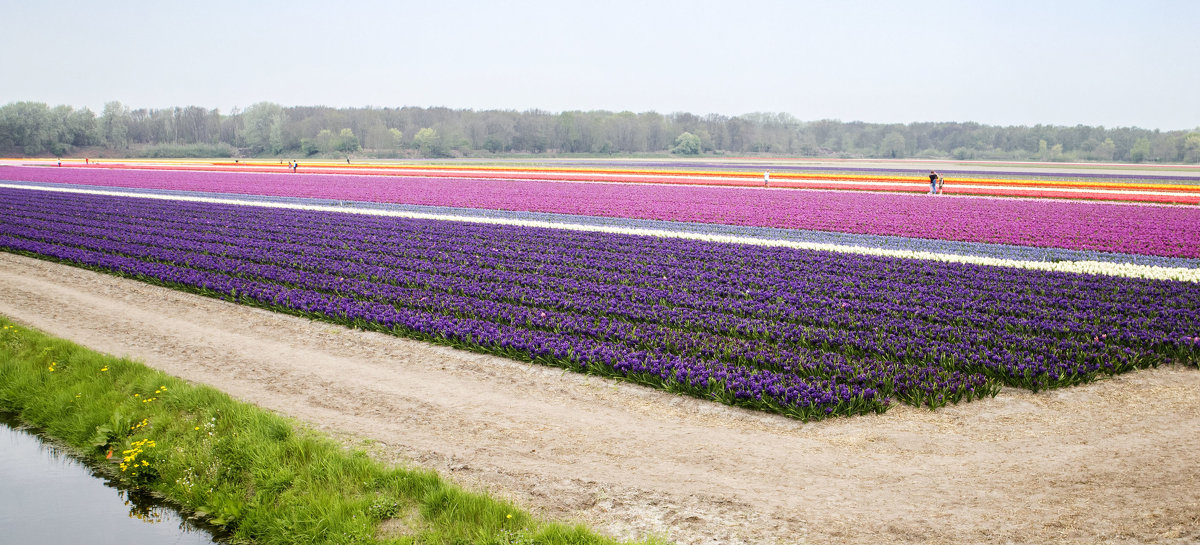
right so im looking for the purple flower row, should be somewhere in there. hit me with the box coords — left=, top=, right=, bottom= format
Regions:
left=3, top=189, right=1198, bottom=420
left=3, top=165, right=1199, bottom=258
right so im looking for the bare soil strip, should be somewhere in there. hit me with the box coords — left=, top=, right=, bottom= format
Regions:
left=1, top=252, right=1197, bottom=545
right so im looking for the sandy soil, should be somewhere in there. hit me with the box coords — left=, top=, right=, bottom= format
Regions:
left=1, top=252, right=1197, bottom=545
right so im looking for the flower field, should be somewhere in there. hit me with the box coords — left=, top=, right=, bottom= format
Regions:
left=2, top=186, right=1197, bottom=420
left=3, top=165, right=1200, bottom=258
left=7, top=158, right=1200, bottom=203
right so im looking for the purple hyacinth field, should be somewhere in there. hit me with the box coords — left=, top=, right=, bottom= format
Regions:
left=2, top=186, right=1197, bottom=420
left=3, top=165, right=1199, bottom=258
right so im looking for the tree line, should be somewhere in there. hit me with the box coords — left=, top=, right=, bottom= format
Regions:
left=2, top=100, right=1198, bottom=163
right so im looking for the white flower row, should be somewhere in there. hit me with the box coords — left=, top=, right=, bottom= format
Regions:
left=6, top=183, right=1198, bottom=283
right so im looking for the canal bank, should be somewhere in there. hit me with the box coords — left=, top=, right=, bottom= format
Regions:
left=0, top=317, right=643, bottom=545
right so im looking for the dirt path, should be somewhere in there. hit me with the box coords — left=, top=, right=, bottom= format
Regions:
left=1, top=252, right=1197, bottom=545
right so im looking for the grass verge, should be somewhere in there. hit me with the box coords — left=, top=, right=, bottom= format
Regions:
left=0, top=317, right=662, bottom=545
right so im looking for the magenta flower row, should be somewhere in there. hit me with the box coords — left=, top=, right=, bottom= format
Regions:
left=3, top=166, right=1198, bottom=258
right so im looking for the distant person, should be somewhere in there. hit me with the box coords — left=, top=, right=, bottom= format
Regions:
left=928, top=170, right=938, bottom=194
left=292, top=161, right=298, bottom=173
left=937, top=175, right=945, bottom=194
left=764, top=171, right=770, bottom=187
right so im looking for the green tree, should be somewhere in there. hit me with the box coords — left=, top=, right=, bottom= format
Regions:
left=0, top=102, right=101, bottom=156
left=0, top=102, right=51, bottom=154
left=1128, top=137, right=1151, bottom=162
left=242, top=102, right=285, bottom=154
left=314, top=129, right=334, bottom=154
left=1152, top=134, right=1183, bottom=162
left=1090, top=138, right=1116, bottom=161
left=100, top=101, right=131, bottom=149
left=879, top=132, right=906, bottom=158
left=64, top=107, right=100, bottom=148
left=1050, top=143, right=1065, bottom=161
left=360, top=123, right=394, bottom=151
left=332, top=128, right=360, bottom=157
left=46, top=105, right=76, bottom=156
left=1184, top=133, right=1200, bottom=163
left=413, top=127, right=448, bottom=157
left=269, top=119, right=284, bottom=154
left=670, top=131, right=701, bottom=155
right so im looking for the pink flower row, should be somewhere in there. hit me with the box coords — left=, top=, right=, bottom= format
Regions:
left=4, top=165, right=1199, bottom=258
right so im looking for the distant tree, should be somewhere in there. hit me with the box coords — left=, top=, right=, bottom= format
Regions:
left=360, top=123, right=397, bottom=151
left=1128, top=137, right=1152, bottom=163
left=1151, top=134, right=1183, bottom=162
left=695, top=129, right=715, bottom=153
left=879, top=132, right=906, bottom=158
left=0, top=102, right=51, bottom=154
left=333, top=128, right=360, bottom=157
left=299, top=138, right=320, bottom=156
left=8, top=99, right=1200, bottom=163
left=413, top=127, right=448, bottom=157
left=445, top=132, right=471, bottom=154
left=1184, top=133, right=1200, bottom=163
left=177, top=106, right=215, bottom=144
left=100, top=101, right=131, bottom=149
left=242, top=102, right=285, bottom=154
left=1050, top=143, right=1065, bottom=161
left=670, top=131, right=701, bottom=155
left=62, top=106, right=100, bottom=148
left=483, top=136, right=505, bottom=153
left=642, top=111, right=668, bottom=151
left=556, top=112, right=586, bottom=152
left=1090, top=138, right=1116, bottom=161
left=0, top=102, right=100, bottom=155
left=269, top=119, right=285, bottom=154
left=46, top=105, right=76, bottom=156
left=314, top=129, right=334, bottom=154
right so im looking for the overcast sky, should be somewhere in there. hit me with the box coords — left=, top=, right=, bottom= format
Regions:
left=3, top=0, right=1198, bottom=130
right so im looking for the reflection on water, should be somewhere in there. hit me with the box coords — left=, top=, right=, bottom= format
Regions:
left=0, top=414, right=224, bottom=544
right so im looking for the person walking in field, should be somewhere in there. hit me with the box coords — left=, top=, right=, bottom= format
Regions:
left=929, top=170, right=939, bottom=194
left=937, top=175, right=945, bottom=194
left=764, top=171, right=770, bottom=187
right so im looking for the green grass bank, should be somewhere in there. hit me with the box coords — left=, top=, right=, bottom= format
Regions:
left=0, top=317, right=661, bottom=545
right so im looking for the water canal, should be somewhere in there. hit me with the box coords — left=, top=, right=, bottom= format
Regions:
left=0, top=414, right=225, bottom=544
